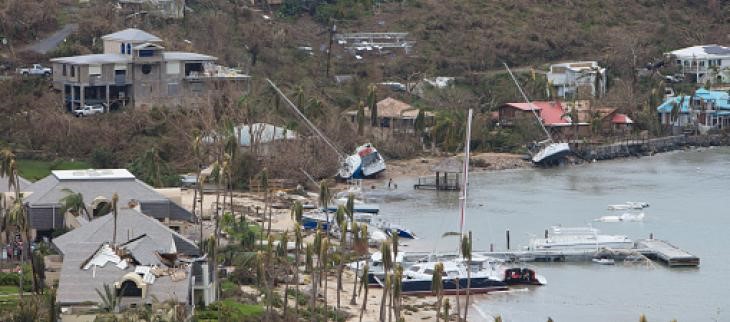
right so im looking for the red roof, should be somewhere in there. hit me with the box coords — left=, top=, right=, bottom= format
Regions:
left=503, top=101, right=569, bottom=125
left=611, top=113, right=634, bottom=124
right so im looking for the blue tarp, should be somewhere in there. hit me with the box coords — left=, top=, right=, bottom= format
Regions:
left=657, top=96, right=691, bottom=113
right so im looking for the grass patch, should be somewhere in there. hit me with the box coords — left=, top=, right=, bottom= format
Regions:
left=0, top=285, right=18, bottom=295
left=16, top=159, right=92, bottom=181
left=195, top=299, right=264, bottom=321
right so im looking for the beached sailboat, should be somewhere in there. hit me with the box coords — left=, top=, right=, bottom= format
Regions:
left=503, top=63, right=571, bottom=166
left=338, top=143, right=387, bottom=180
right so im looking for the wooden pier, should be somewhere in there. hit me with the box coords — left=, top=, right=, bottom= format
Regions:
left=414, top=157, right=462, bottom=190
left=635, top=239, right=700, bottom=267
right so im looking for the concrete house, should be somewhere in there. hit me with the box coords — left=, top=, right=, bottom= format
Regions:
left=665, top=45, right=730, bottom=84
left=24, top=169, right=195, bottom=240
left=657, top=88, right=730, bottom=129
left=546, top=61, right=606, bottom=99
left=52, top=207, right=215, bottom=319
left=50, top=28, right=248, bottom=110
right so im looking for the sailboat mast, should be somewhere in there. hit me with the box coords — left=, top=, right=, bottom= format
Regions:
left=502, top=63, right=553, bottom=142
left=266, top=78, right=346, bottom=158
left=459, top=109, right=473, bottom=238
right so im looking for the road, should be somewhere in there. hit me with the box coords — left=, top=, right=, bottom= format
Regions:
left=22, top=24, right=78, bottom=55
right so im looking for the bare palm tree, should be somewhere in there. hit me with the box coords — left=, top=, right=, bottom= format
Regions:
left=358, top=263, right=370, bottom=322
left=462, top=231, right=473, bottom=322
left=258, top=169, right=272, bottom=236
left=318, top=180, right=332, bottom=235
left=379, top=241, right=392, bottom=322
left=293, top=223, right=303, bottom=314
left=111, top=193, right=119, bottom=247
left=433, top=262, right=445, bottom=322
left=320, top=237, right=330, bottom=322
left=349, top=222, right=365, bottom=305
left=392, top=265, right=403, bottom=321
left=335, top=205, right=347, bottom=319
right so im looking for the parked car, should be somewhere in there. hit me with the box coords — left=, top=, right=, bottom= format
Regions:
left=72, top=104, right=105, bottom=117
left=180, top=174, right=198, bottom=189
left=17, top=64, right=51, bottom=76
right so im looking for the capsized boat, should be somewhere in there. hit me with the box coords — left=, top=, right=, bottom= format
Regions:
left=338, top=143, right=386, bottom=180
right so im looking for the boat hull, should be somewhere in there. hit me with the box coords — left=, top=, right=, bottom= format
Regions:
left=532, top=142, right=571, bottom=166
left=376, top=276, right=508, bottom=295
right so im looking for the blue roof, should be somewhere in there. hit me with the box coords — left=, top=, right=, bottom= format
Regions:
left=693, top=88, right=730, bottom=110
left=657, top=96, right=691, bottom=113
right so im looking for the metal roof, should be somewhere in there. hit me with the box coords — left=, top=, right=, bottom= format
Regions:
left=101, top=28, right=162, bottom=43
left=52, top=169, right=136, bottom=181
left=667, top=45, right=730, bottom=59
left=50, top=53, right=130, bottom=65
left=502, top=101, right=570, bottom=125
left=162, top=51, right=217, bottom=61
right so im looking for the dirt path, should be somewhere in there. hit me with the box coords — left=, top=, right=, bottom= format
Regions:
left=22, top=24, right=78, bottom=54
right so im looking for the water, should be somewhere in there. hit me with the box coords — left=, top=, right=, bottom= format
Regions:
left=379, top=147, right=730, bottom=322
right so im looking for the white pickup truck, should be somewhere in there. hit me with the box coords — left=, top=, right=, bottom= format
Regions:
left=73, top=104, right=105, bottom=117
left=17, top=64, right=52, bottom=76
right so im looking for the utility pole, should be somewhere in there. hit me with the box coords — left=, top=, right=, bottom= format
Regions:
left=326, top=19, right=336, bottom=78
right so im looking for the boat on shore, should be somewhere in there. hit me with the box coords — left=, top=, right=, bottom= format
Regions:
left=338, top=143, right=386, bottom=180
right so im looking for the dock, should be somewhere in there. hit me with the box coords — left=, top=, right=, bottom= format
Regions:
left=413, top=157, right=462, bottom=191
left=635, top=239, right=700, bottom=267
left=468, top=239, right=699, bottom=268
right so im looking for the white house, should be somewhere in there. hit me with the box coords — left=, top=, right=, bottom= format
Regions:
left=546, top=61, right=606, bottom=99
left=665, top=45, right=730, bottom=84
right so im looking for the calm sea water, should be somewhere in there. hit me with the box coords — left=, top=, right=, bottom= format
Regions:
left=378, top=147, right=730, bottom=322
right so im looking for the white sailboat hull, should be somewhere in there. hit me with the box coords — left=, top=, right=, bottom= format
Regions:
left=532, top=142, right=571, bottom=165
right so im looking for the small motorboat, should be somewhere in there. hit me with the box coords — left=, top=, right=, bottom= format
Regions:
left=596, top=212, right=645, bottom=222
left=592, top=257, right=616, bottom=265
left=608, top=202, right=649, bottom=210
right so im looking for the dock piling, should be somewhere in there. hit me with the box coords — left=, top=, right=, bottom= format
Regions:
left=506, top=229, right=510, bottom=250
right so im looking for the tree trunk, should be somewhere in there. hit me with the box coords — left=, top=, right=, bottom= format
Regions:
left=359, top=281, right=369, bottom=322
left=464, top=261, right=472, bottom=322
left=379, top=281, right=388, bottom=322
left=455, top=277, right=461, bottom=321
left=323, top=263, right=329, bottom=322
left=350, top=260, right=359, bottom=305
left=295, top=246, right=301, bottom=314
left=435, top=294, right=442, bottom=322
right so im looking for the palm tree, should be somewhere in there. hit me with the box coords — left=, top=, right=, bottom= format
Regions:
left=1, top=150, right=38, bottom=294
left=279, top=230, right=290, bottom=318
left=94, top=283, right=119, bottom=313
left=320, top=237, right=330, bottom=322
left=191, top=132, right=202, bottom=224
left=462, top=231, right=473, bottom=322
left=335, top=205, right=347, bottom=318
left=318, top=180, right=332, bottom=235
left=379, top=241, right=392, bottom=322
left=432, top=262, right=445, bottom=322
left=367, top=84, right=378, bottom=127
left=293, top=223, right=303, bottom=314
left=59, top=188, right=90, bottom=221
left=137, top=147, right=164, bottom=187
left=357, top=101, right=365, bottom=136
left=258, top=169, right=272, bottom=236
left=358, top=263, right=370, bottom=322
left=392, top=265, right=403, bottom=321
left=196, top=173, right=207, bottom=248
left=349, top=222, right=364, bottom=305
left=291, top=201, right=303, bottom=224
left=111, top=193, right=119, bottom=247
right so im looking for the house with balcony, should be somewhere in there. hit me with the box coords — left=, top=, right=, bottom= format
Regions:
left=50, top=28, right=248, bottom=110
left=665, top=45, right=730, bottom=84
left=546, top=61, right=606, bottom=99
left=657, top=88, right=730, bottom=129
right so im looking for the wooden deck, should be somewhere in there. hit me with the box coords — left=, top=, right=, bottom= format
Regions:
left=413, top=175, right=459, bottom=190
left=635, top=239, right=700, bottom=267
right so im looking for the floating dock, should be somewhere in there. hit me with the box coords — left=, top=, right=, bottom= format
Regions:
left=635, top=239, right=700, bottom=267
left=469, top=239, right=699, bottom=268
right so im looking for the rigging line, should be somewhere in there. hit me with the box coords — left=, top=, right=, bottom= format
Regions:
left=502, top=62, right=553, bottom=141
left=459, top=108, right=473, bottom=240
left=266, top=78, right=345, bottom=157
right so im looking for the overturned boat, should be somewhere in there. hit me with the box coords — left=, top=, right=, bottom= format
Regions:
left=338, top=143, right=386, bottom=180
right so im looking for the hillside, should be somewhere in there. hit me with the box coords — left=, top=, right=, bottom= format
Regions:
left=0, top=0, right=728, bottom=181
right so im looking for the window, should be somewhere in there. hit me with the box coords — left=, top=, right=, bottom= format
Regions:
left=141, top=64, right=152, bottom=75
left=166, top=61, right=180, bottom=75
left=684, top=61, right=689, bottom=67
left=126, top=44, right=131, bottom=55
left=700, top=61, right=705, bottom=67
left=719, top=60, right=723, bottom=66
left=70, top=66, right=75, bottom=77
left=88, top=64, right=101, bottom=76
left=168, top=83, right=179, bottom=95
left=62, top=64, right=67, bottom=76
left=120, top=43, right=125, bottom=54
left=139, top=49, right=154, bottom=57
left=676, top=60, right=681, bottom=65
